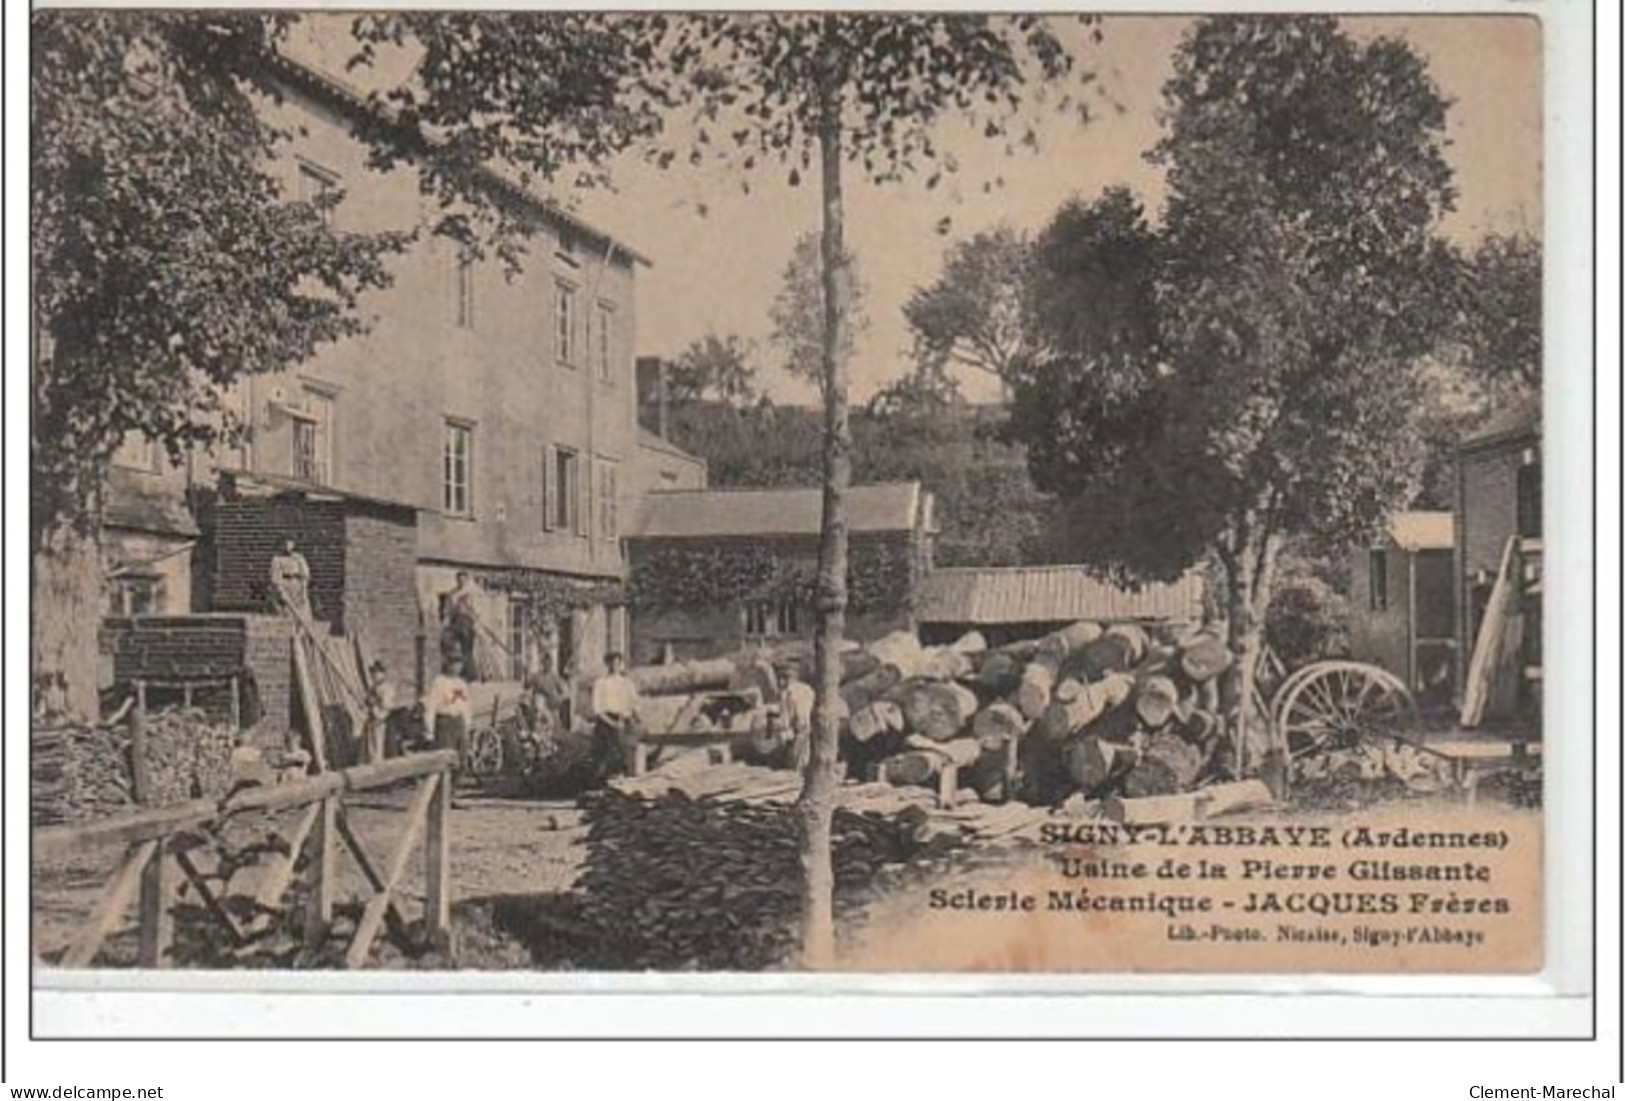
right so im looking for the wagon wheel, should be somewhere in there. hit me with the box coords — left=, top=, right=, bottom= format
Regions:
left=1273, top=661, right=1418, bottom=760
left=463, top=726, right=504, bottom=776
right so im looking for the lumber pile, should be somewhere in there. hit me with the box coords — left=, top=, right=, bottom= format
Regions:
left=31, top=707, right=238, bottom=826
left=568, top=785, right=966, bottom=970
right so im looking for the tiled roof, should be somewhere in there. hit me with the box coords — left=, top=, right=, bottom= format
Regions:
left=1386, top=511, right=1455, bottom=551
left=636, top=427, right=706, bottom=465
left=917, top=565, right=1205, bottom=625
left=630, top=482, right=923, bottom=539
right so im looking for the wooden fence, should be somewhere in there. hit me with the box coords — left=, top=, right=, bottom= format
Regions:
left=35, top=750, right=458, bottom=970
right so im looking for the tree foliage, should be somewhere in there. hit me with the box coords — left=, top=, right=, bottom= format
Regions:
left=1441, top=231, right=1542, bottom=394
left=769, top=232, right=869, bottom=391
left=31, top=12, right=404, bottom=543
left=1004, top=16, right=1456, bottom=761
left=667, top=333, right=760, bottom=405
left=903, top=225, right=1036, bottom=391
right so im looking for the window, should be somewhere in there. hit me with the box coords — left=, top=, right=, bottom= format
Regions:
left=112, top=432, right=159, bottom=473
left=595, top=302, right=615, bottom=381
left=1368, top=548, right=1389, bottom=612
left=597, top=459, right=619, bottom=539
left=443, top=420, right=473, bottom=516
left=555, top=282, right=577, bottom=366
left=290, top=387, right=334, bottom=485
left=108, top=569, right=166, bottom=617
left=743, top=598, right=799, bottom=639
left=455, top=250, right=475, bottom=329
left=545, top=446, right=581, bottom=533
left=295, top=161, right=338, bottom=227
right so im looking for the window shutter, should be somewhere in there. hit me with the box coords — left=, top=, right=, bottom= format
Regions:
left=542, top=446, right=557, bottom=532
left=574, top=455, right=589, bottom=536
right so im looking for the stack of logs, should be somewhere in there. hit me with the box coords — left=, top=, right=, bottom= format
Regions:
left=830, top=622, right=1239, bottom=808
left=31, top=707, right=238, bottom=826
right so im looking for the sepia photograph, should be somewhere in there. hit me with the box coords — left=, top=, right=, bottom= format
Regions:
left=25, top=3, right=1569, bottom=999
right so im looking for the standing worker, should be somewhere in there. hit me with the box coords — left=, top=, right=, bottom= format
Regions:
left=781, top=662, right=816, bottom=773
left=523, top=649, right=572, bottom=736
left=421, top=656, right=473, bottom=762
left=589, top=651, right=642, bottom=781
left=270, top=539, right=312, bottom=617
left=362, top=660, right=394, bottom=764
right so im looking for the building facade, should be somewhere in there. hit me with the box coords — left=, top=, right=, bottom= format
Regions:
left=99, top=45, right=701, bottom=693
left=625, top=483, right=935, bottom=664
left=1454, top=398, right=1542, bottom=718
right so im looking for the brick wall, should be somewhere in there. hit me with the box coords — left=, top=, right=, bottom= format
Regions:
left=211, top=497, right=347, bottom=623
left=101, top=614, right=293, bottom=744
left=343, top=507, right=421, bottom=691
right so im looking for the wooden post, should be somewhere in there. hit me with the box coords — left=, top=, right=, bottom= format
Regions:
left=62, top=840, right=156, bottom=968
left=130, top=681, right=152, bottom=805
left=937, top=763, right=958, bottom=809
left=182, top=683, right=194, bottom=711
left=303, top=796, right=337, bottom=947
left=424, top=772, right=452, bottom=954
left=137, top=841, right=173, bottom=968
left=345, top=774, right=437, bottom=968
left=230, top=675, right=242, bottom=731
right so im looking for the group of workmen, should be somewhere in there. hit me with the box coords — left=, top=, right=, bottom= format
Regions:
left=269, top=542, right=816, bottom=780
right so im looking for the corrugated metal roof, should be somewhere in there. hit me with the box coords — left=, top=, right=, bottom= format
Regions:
left=630, top=482, right=922, bottom=539
left=917, top=565, right=1205, bottom=625
left=1387, top=511, right=1455, bottom=551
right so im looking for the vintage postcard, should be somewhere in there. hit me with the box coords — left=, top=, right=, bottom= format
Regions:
left=27, top=6, right=1564, bottom=993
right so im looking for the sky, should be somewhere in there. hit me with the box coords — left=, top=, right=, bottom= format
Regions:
left=562, top=15, right=1542, bottom=405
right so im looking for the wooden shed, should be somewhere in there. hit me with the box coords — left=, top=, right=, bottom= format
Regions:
left=1348, top=511, right=1457, bottom=703
left=915, top=565, right=1205, bottom=648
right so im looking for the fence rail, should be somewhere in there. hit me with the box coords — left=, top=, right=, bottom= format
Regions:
left=37, top=750, right=458, bottom=970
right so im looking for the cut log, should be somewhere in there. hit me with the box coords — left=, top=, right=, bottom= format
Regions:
left=1062, top=736, right=1122, bottom=793
left=867, top=630, right=926, bottom=679
left=840, top=664, right=903, bottom=712
left=1122, top=731, right=1204, bottom=797
left=877, top=751, right=939, bottom=787
left=630, top=659, right=738, bottom=696
left=1196, top=778, right=1277, bottom=817
left=1178, top=634, right=1233, bottom=683
left=1105, top=778, right=1276, bottom=824
left=1037, top=673, right=1136, bottom=741
left=1105, top=623, right=1150, bottom=664
left=904, top=734, right=982, bottom=769
left=1077, top=634, right=1136, bottom=679
left=948, top=631, right=988, bottom=656
left=918, top=648, right=975, bottom=682
left=1134, top=675, right=1181, bottom=729
left=898, top=680, right=979, bottom=742
left=971, top=701, right=1028, bottom=748
left=1053, top=677, right=1088, bottom=703
left=1012, top=655, right=1060, bottom=720
left=975, top=651, right=1025, bottom=695
left=849, top=700, right=905, bottom=743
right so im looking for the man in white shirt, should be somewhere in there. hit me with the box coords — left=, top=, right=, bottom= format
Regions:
left=269, top=539, right=312, bottom=616
left=590, top=652, right=641, bottom=781
left=421, top=657, right=473, bottom=757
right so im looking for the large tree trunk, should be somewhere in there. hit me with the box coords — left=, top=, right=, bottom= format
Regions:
left=32, top=513, right=105, bottom=721
left=796, top=52, right=850, bottom=971
left=1217, top=524, right=1282, bottom=779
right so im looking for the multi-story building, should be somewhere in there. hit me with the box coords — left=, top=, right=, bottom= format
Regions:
left=100, top=43, right=705, bottom=695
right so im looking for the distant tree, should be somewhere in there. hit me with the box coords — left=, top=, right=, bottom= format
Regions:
left=667, top=333, right=759, bottom=406
left=1443, top=231, right=1542, bottom=396
left=1006, top=16, right=1455, bottom=771
left=768, top=231, right=869, bottom=393
left=903, top=225, right=1036, bottom=394
left=30, top=12, right=405, bottom=717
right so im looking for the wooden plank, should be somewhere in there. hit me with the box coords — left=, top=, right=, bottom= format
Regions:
left=333, top=807, right=412, bottom=943
left=239, top=803, right=321, bottom=920
left=35, top=751, right=459, bottom=858
left=173, top=847, right=247, bottom=947
left=61, top=840, right=157, bottom=968
left=129, top=682, right=151, bottom=805
left=303, top=797, right=337, bottom=946
left=345, top=776, right=436, bottom=968
left=292, top=635, right=329, bottom=773
left=137, top=842, right=173, bottom=968
left=423, top=775, right=451, bottom=952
